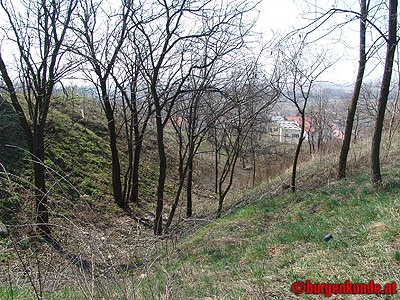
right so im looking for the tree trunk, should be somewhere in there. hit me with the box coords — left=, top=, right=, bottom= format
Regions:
left=33, top=129, right=50, bottom=237
left=217, top=135, right=241, bottom=217
left=100, top=79, right=124, bottom=207
left=338, top=0, right=367, bottom=179
left=291, top=112, right=306, bottom=192
left=164, top=156, right=190, bottom=231
left=371, top=0, right=398, bottom=183
left=178, top=133, right=184, bottom=180
left=130, top=84, right=151, bottom=204
left=154, top=110, right=166, bottom=235
left=121, top=98, right=133, bottom=206
left=130, top=139, right=142, bottom=203
left=251, top=145, right=256, bottom=187
left=214, top=128, right=218, bottom=194
left=186, top=155, right=193, bottom=218
left=104, top=100, right=124, bottom=207
left=166, top=124, right=204, bottom=231
left=317, top=132, right=322, bottom=152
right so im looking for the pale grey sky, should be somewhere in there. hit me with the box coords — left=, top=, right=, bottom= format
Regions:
left=256, top=0, right=386, bottom=85
left=0, top=0, right=389, bottom=86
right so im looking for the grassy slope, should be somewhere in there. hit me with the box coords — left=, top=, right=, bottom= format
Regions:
left=0, top=95, right=168, bottom=299
left=0, top=94, right=163, bottom=218
left=0, top=100, right=28, bottom=174
left=0, top=95, right=112, bottom=196
left=0, top=94, right=259, bottom=300
left=2, top=96, right=400, bottom=299
left=135, top=136, right=400, bottom=299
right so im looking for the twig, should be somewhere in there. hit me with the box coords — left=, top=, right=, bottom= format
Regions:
left=9, top=234, right=41, bottom=300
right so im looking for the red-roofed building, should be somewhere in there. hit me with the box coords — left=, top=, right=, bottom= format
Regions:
left=268, top=114, right=344, bottom=145
left=284, top=116, right=312, bottom=133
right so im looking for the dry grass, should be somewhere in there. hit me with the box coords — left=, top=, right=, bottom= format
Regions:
left=2, top=92, right=400, bottom=299
left=130, top=133, right=400, bottom=299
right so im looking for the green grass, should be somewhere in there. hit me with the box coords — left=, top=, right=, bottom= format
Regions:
left=0, top=94, right=162, bottom=207
left=131, top=149, right=400, bottom=299
left=0, top=285, right=87, bottom=300
left=0, top=100, right=29, bottom=174
left=0, top=95, right=112, bottom=198
left=2, top=94, right=400, bottom=299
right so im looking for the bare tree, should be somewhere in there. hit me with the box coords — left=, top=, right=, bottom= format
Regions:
left=111, top=39, right=154, bottom=205
left=134, top=0, right=257, bottom=234
left=371, top=0, right=398, bottom=183
left=71, top=0, right=135, bottom=207
left=295, top=1, right=391, bottom=179
left=385, top=47, right=400, bottom=152
left=165, top=56, right=235, bottom=230
left=308, top=88, right=341, bottom=153
left=212, top=64, right=278, bottom=216
left=338, top=0, right=368, bottom=179
left=0, top=0, right=77, bottom=237
left=277, top=37, right=332, bottom=192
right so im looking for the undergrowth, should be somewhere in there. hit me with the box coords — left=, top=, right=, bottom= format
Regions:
left=1, top=94, right=400, bottom=299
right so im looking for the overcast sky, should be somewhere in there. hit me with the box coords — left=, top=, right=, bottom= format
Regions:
left=0, top=0, right=389, bottom=87
left=256, top=0, right=386, bottom=86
